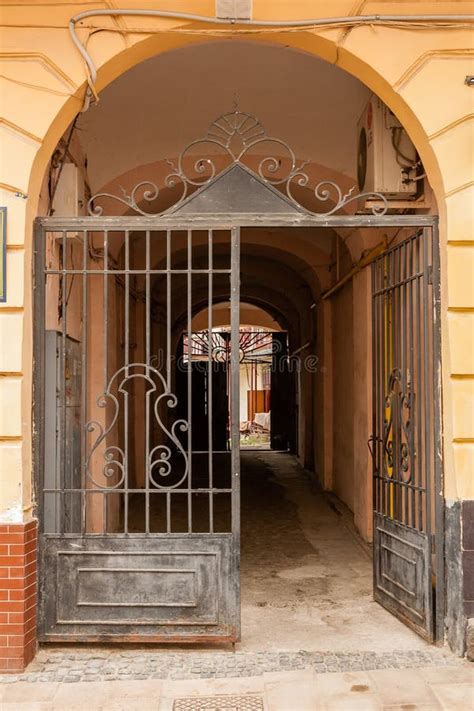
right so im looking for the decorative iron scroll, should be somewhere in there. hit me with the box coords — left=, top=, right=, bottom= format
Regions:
left=382, top=368, right=413, bottom=483
left=85, top=363, right=188, bottom=489
left=88, top=110, right=388, bottom=217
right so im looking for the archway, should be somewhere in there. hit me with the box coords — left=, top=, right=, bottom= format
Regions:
left=31, top=39, right=445, bottom=653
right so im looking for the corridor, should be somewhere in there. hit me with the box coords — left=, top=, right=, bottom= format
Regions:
left=239, top=451, right=429, bottom=653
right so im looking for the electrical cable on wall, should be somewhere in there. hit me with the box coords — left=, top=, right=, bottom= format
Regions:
left=64, top=9, right=474, bottom=111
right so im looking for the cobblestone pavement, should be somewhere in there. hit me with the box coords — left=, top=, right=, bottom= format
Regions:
left=0, top=648, right=461, bottom=684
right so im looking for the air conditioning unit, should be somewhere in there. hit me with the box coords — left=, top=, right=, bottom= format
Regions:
left=357, top=96, right=419, bottom=198
left=52, top=163, right=85, bottom=217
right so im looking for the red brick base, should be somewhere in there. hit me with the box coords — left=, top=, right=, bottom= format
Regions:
left=0, top=520, right=38, bottom=673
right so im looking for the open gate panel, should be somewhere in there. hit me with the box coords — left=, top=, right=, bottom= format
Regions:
left=35, top=224, right=241, bottom=642
left=371, top=228, right=441, bottom=642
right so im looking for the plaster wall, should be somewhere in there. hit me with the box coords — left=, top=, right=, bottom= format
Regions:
left=351, top=268, right=373, bottom=541
left=331, top=280, right=355, bottom=513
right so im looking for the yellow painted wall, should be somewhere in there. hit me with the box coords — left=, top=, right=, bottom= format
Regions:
left=0, top=1, right=473, bottom=520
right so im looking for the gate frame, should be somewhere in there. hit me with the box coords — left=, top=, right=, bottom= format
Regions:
left=33, top=210, right=444, bottom=644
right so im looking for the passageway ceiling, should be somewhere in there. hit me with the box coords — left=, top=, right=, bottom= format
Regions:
left=150, top=242, right=316, bottom=347
left=77, top=41, right=370, bottom=194
left=77, top=40, right=383, bottom=318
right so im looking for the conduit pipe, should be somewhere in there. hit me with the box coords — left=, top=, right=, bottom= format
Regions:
left=321, top=241, right=387, bottom=300
left=68, top=10, right=474, bottom=110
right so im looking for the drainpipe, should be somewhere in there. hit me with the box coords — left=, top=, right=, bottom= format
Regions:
left=321, top=241, right=387, bottom=300
left=68, top=10, right=474, bottom=111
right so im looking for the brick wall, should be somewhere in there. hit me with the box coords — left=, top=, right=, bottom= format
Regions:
left=0, top=520, right=38, bottom=672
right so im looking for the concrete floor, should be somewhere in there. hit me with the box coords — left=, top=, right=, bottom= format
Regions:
left=239, top=450, right=429, bottom=652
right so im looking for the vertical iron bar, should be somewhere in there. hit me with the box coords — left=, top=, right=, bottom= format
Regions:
left=33, top=220, right=46, bottom=534
left=386, top=248, right=393, bottom=520
left=423, top=226, right=434, bottom=641
left=81, top=230, right=88, bottom=535
left=208, top=230, right=213, bottom=533
left=431, top=220, right=445, bottom=643
left=166, top=230, right=171, bottom=534
left=408, top=236, right=416, bottom=529
left=60, top=230, right=67, bottom=534
left=103, top=490, right=107, bottom=535
left=166, top=230, right=171, bottom=390
left=378, top=259, right=384, bottom=516
left=230, top=227, right=241, bottom=640
left=145, top=230, right=151, bottom=534
left=422, top=229, right=431, bottom=537
left=103, top=230, right=108, bottom=535
left=371, top=262, right=378, bottom=516
left=124, top=230, right=129, bottom=535
left=377, top=259, right=383, bottom=516
left=415, top=235, right=423, bottom=531
left=401, top=242, right=407, bottom=525
left=394, top=244, right=401, bottom=522
left=187, top=230, right=193, bottom=534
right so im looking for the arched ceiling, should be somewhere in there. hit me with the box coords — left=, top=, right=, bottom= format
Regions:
left=150, top=242, right=318, bottom=346
left=192, top=302, right=283, bottom=332
left=78, top=41, right=370, bottom=193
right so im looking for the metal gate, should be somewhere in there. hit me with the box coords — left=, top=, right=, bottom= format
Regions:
left=34, top=222, right=241, bottom=642
left=371, top=228, right=443, bottom=641
left=34, top=111, right=444, bottom=644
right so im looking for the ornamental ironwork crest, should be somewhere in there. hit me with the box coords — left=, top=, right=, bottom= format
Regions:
left=88, top=110, right=388, bottom=217
left=382, top=367, right=413, bottom=483
left=85, top=364, right=189, bottom=490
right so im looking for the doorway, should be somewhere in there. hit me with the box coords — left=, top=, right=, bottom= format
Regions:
left=34, top=112, right=444, bottom=647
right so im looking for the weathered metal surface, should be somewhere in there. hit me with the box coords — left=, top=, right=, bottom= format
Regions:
left=33, top=145, right=443, bottom=646
left=37, top=214, right=438, bottom=230
left=39, top=535, right=238, bottom=642
left=35, top=222, right=241, bottom=642
left=169, top=164, right=304, bottom=216
left=371, top=229, right=443, bottom=642
left=173, top=695, right=264, bottom=710
left=230, top=227, right=241, bottom=642
left=373, top=513, right=432, bottom=640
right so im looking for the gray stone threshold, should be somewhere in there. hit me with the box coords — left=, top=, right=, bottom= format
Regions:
left=0, top=648, right=460, bottom=684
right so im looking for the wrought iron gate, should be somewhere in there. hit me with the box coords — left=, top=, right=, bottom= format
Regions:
left=371, top=228, right=443, bottom=641
left=34, top=111, right=444, bottom=645
left=35, top=223, right=241, bottom=642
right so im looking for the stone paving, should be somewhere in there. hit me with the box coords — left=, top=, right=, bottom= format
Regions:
left=0, top=647, right=461, bottom=684
left=1, top=664, right=473, bottom=710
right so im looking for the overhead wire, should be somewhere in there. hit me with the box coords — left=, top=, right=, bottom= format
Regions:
left=63, top=9, right=474, bottom=111
left=1, top=12, right=472, bottom=111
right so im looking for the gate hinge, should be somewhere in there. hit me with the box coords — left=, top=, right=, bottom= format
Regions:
left=427, top=265, right=433, bottom=284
